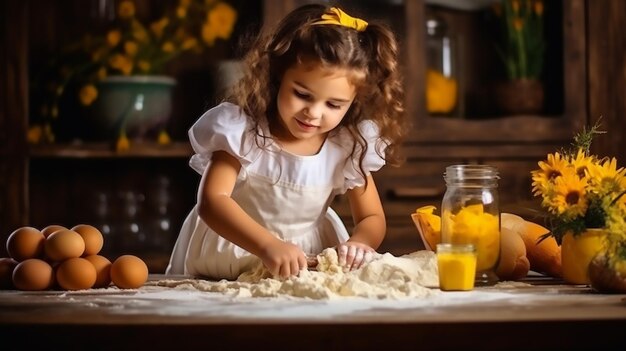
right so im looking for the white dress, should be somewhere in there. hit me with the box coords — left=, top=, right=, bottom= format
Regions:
left=165, top=102, right=386, bottom=279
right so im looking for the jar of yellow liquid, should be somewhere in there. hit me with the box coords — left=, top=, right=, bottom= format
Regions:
left=441, top=165, right=500, bottom=286
left=437, top=243, right=477, bottom=291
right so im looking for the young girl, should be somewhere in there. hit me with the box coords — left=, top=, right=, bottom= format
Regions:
left=166, top=4, right=406, bottom=280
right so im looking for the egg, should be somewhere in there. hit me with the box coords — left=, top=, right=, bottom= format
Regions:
left=41, top=224, right=67, bottom=238
left=12, top=258, right=54, bottom=291
left=6, top=226, right=45, bottom=261
left=111, top=255, right=148, bottom=289
left=56, top=257, right=97, bottom=290
left=71, top=224, right=104, bottom=256
left=84, top=254, right=112, bottom=288
left=0, top=257, right=18, bottom=289
left=44, top=229, right=85, bottom=262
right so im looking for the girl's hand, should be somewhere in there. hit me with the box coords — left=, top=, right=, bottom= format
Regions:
left=337, top=241, right=376, bottom=271
left=259, top=240, right=307, bottom=278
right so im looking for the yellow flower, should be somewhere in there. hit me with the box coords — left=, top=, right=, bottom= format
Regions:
left=79, top=84, right=98, bottom=106
left=118, top=1, right=135, bottom=19
left=162, top=41, right=175, bottom=53
left=181, top=38, right=198, bottom=51
left=569, top=148, right=595, bottom=179
left=531, top=152, right=569, bottom=196
left=587, top=157, right=625, bottom=185
left=202, top=2, right=237, bottom=46
left=550, top=167, right=588, bottom=218
left=157, top=130, right=171, bottom=145
left=109, top=54, right=134, bottom=75
left=124, top=41, right=139, bottom=57
left=150, top=18, right=169, bottom=38
left=131, top=22, right=149, bottom=43
left=116, top=132, right=130, bottom=152
left=513, top=18, right=523, bottom=31
left=176, top=6, right=187, bottom=18
left=586, top=158, right=626, bottom=200
left=27, top=125, right=43, bottom=144
left=106, top=30, right=121, bottom=47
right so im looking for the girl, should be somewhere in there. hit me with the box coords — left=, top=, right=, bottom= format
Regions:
left=166, top=4, right=406, bottom=280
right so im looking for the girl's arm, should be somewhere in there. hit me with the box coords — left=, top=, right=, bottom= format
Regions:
left=197, top=151, right=307, bottom=278
left=341, top=174, right=386, bottom=269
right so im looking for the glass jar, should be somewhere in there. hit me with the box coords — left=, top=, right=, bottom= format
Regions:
left=441, top=165, right=500, bottom=285
left=425, top=13, right=460, bottom=117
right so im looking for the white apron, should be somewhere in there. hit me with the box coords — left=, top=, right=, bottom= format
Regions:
left=165, top=173, right=349, bottom=280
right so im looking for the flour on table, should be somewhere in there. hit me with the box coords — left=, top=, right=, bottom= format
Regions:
left=153, top=248, right=440, bottom=299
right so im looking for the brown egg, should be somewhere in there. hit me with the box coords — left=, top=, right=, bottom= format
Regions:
left=41, top=224, right=67, bottom=238
left=84, top=254, right=112, bottom=288
left=56, top=257, right=97, bottom=290
left=12, top=258, right=54, bottom=291
left=44, top=229, right=85, bottom=262
left=71, top=224, right=104, bottom=256
left=111, top=255, right=148, bottom=289
left=0, top=257, right=18, bottom=289
left=6, top=226, right=45, bottom=261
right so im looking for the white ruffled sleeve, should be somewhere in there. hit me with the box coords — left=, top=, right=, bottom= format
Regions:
left=341, top=120, right=387, bottom=192
left=188, top=102, right=258, bottom=175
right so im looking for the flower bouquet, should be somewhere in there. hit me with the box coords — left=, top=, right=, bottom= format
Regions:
left=29, top=0, right=237, bottom=150
left=531, top=121, right=626, bottom=290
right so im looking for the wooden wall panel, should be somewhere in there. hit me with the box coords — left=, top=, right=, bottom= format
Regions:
left=0, top=0, right=29, bottom=252
left=587, top=0, right=626, bottom=162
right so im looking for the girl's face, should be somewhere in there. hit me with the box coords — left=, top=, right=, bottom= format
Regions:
left=275, top=61, right=357, bottom=144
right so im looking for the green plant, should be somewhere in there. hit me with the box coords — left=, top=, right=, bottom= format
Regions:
left=492, top=0, right=545, bottom=80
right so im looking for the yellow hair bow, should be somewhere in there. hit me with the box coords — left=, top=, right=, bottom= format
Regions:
left=314, top=7, right=368, bottom=32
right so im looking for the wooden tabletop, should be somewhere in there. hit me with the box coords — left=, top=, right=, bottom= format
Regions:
left=1, top=274, right=625, bottom=351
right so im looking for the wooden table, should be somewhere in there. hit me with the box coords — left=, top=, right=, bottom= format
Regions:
left=1, top=275, right=625, bottom=351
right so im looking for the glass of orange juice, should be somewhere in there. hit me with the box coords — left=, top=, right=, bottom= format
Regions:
left=437, top=243, right=478, bottom=291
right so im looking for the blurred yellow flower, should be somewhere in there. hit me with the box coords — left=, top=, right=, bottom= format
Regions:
left=157, top=130, right=172, bottom=145
left=116, top=132, right=131, bottom=152
left=79, top=84, right=98, bottom=106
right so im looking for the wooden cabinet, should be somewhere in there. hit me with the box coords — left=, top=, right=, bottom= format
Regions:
left=1, top=1, right=625, bottom=263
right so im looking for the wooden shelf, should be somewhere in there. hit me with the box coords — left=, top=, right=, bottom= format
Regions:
left=29, top=141, right=193, bottom=159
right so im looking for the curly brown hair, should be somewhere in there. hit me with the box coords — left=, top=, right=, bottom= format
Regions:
left=226, top=4, right=407, bottom=181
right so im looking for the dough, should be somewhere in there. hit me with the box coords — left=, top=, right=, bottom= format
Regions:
left=154, top=248, right=440, bottom=299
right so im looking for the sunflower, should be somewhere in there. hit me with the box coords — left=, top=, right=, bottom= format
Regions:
left=547, top=167, right=588, bottom=219
left=569, top=148, right=595, bottom=179
left=586, top=157, right=626, bottom=196
left=531, top=151, right=569, bottom=196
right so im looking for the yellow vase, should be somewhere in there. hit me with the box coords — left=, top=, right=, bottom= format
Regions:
left=561, top=229, right=606, bottom=284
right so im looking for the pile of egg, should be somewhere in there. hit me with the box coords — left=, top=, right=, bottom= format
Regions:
left=0, top=224, right=149, bottom=291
